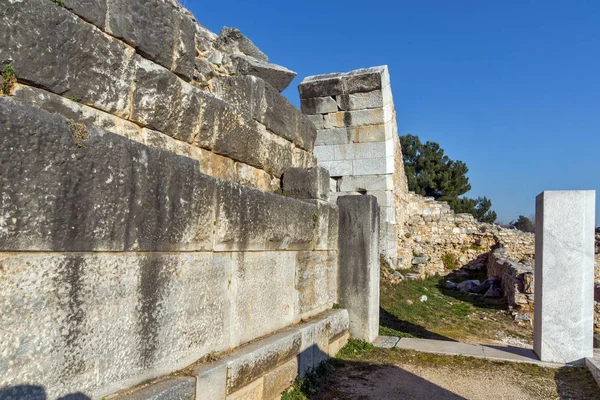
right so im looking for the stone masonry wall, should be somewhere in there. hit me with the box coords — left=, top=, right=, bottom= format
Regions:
left=298, top=66, right=409, bottom=260
left=396, top=193, right=535, bottom=279
left=0, top=1, right=347, bottom=399
left=1, top=0, right=314, bottom=194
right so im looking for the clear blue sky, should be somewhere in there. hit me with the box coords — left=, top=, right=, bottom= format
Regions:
left=186, top=0, right=599, bottom=225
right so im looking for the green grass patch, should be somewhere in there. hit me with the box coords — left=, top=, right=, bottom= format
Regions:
left=379, top=275, right=532, bottom=344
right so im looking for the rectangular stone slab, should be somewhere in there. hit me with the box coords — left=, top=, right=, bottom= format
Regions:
left=534, top=190, right=596, bottom=364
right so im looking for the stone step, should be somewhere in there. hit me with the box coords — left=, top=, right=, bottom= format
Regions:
left=111, top=309, right=349, bottom=400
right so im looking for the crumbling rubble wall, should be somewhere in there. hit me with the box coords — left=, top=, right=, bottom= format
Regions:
left=0, top=1, right=347, bottom=399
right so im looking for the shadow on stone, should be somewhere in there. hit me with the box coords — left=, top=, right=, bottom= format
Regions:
left=379, top=307, right=457, bottom=341
left=0, top=385, right=90, bottom=400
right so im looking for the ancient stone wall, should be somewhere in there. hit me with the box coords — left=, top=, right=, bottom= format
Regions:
left=395, top=193, right=535, bottom=279
left=0, top=1, right=348, bottom=399
left=298, top=66, right=409, bottom=260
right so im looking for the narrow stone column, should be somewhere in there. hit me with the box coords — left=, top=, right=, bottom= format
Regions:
left=337, top=195, right=380, bottom=342
left=534, top=190, right=596, bottom=363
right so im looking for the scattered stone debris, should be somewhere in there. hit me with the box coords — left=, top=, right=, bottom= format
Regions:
left=420, top=295, right=428, bottom=303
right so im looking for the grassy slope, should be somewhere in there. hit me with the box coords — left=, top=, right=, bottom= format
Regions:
left=379, top=275, right=533, bottom=345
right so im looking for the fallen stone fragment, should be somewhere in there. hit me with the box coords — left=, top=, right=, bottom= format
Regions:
left=232, top=54, right=296, bottom=92
left=420, top=295, right=428, bottom=303
left=457, top=280, right=480, bottom=293
left=412, top=256, right=428, bottom=265
left=484, top=286, right=503, bottom=298
left=445, top=281, right=458, bottom=290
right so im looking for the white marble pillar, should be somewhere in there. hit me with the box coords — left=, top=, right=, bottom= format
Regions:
left=534, top=190, right=596, bottom=363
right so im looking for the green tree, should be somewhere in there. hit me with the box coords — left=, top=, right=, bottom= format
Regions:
left=400, top=134, right=497, bottom=223
left=510, top=215, right=535, bottom=233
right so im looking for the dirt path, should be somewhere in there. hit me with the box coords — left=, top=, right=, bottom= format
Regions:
left=306, top=348, right=600, bottom=400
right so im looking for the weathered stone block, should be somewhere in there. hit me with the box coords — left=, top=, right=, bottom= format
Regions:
left=338, top=195, right=380, bottom=342
left=324, top=106, right=392, bottom=128
left=263, top=358, right=298, bottom=400
left=348, top=123, right=393, bottom=143
left=295, top=251, right=337, bottom=316
left=261, top=133, right=294, bottom=177
left=226, top=328, right=301, bottom=393
left=336, top=90, right=384, bottom=111
left=352, top=157, right=394, bottom=176
left=328, top=333, right=350, bottom=357
left=232, top=54, right=297, bottom=92
left=282, top=167, right=330, bottom=201
left=301, top=96, right=339, bottom=115
left=313, top=145, right=336, bottom=162
left=306, top=114, right=325, bottom=129
left=0, top=0, right=135, bottom=117
left=107, top=0, right=194, bottom=78
left=339, top=175, right=393, bottom=192
left=12, top=84, right=141, bottom=141
left=210, top=75, right=267, bottom=123
left=298, top=74, right=344, bottom=98
left=171, top=12, right=197, bottom=81
left=315, top=128, right=349, bottom=146
left=194, top=362, right=227, bottom=400
left=342, top=66, right=390, bottom=94
left=131, top=57, right=201, bottom=142
left=319, top=160, right=353, bottom=177
left=227, top=378, right=264, bottom=400
left=213, top=180, right=316, bottom=251
left=62, top=0, right=107, bottom=29
left=216, top=27, right=269, bottom=63
left=116, top=377, right=196, bottom=400
left=0, top=252, right=231, bottom=398
left=534, top=190, right=596, bottom=363
left=0, top=98, right=216, bottom=252
left=230, top=252, right=296, bottom=347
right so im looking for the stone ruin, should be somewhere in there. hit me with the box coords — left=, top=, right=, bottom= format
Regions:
left=0, top=0, right=597, bottom=398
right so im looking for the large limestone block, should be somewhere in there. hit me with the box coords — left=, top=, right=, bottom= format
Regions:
left=0, top=0, right=135, bottom=117
left=319, top=160, right=353, bottom=177
left=62, top=0, right=107, bottom=29
left=336, top=90, right=386, bottom=111
left=213, top=180, right=316, bottom=251
left=210, top=75, right=317, bottom=152
left=299, top=66, right=390, bottom=98
left=106, top=0, right=195, bottom=80
left=301, top=96, right=339, bottom=115
left=226, top=328, right=301, bottom=393
left=324, top=105, right=393, bottom=128
left=352, top=156, right=395, bottom=176
left=0, top=252, right=231, bottom=399
left=0, top=98, right=216, bottom=252
left=337, top=195, right=380, bottom=342
left=210, top=75, right=267, bottom=123
left=534, top=190, right=596, bottom=363
left=348, top=123, right=394, bottom=143
left=115, top=377, right=196, bottom=400
left=295, top=251, right=338, bottom=317
left=315, top=128, right=349, bottom=146
left=131, top=57, right=201, bottom=142
left=232, top=54, right=297, bottom=92
left=282, top=167, right=331, bottom=201
left=263, top=358, right=298, bottom=400
left=230, top=252, right=297, bottom=347
left=12, top=84, right=141, bottom=141
left=339, top=175, right=394, bottom=192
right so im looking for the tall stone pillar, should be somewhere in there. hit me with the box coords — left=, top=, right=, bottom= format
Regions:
left=337, top=195, right=380, bottom=342
left=298, top=66, right=408, bottom=262
left=534, top=190, right=596, bottom=363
